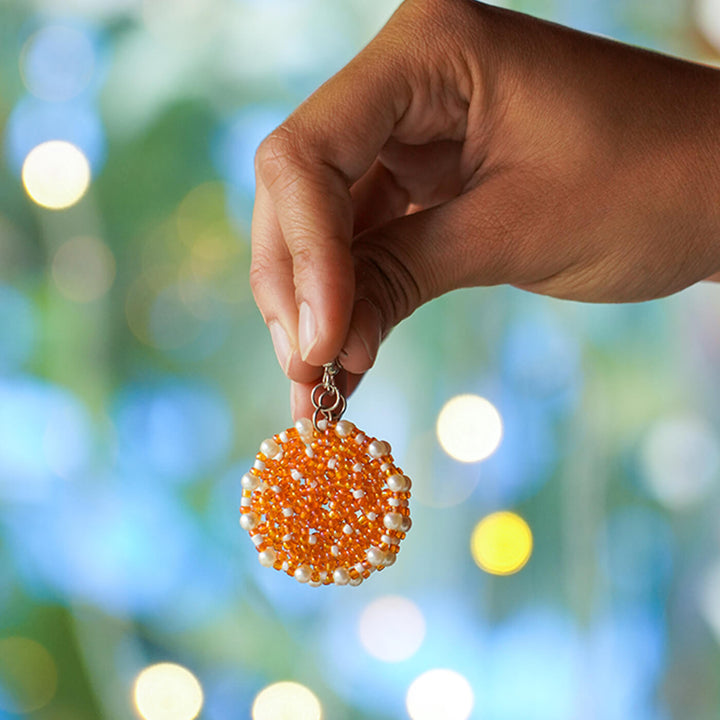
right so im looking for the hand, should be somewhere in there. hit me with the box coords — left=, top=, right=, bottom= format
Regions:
left=251, top=0, right=720, bottom=420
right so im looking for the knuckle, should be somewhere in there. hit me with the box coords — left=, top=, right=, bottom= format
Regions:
left=249, top=253, right=273, bottom=297
left=255, top=125, right=303, bottom=189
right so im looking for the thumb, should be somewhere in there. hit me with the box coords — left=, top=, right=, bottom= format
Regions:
left=340, top=174, right=535, bottom=374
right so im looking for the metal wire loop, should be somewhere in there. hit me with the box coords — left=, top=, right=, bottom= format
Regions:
left=311, top=359, right=346, bottom=431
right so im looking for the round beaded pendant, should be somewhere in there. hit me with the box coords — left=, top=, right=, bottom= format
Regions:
left=240, top=362, right=412, bottom=586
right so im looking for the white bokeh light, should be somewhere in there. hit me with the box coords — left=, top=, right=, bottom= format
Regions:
left=436, top=394, right=503, bottom=462
left=22, top=141, right=91, bottom=210
left=252, top=681, right=322, bottom=720
left=696, top=0, right=720, bottom=51
left=133, top=663, right=203, bottom=720
left=406, top=669, right=474, bottom=720
left=640, top=415, right=720, bottom=509
left=358, top=595, right=426, bottom=662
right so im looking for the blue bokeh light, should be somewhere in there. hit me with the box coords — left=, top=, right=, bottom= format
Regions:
left=0, top=285, right=36, bottom=373
left=21, top=23, right=100, bottom=102
left=500, top=312, right=582, bottom=411
left=1, top=480, right=200, bottom=615
left=113, top=380, right=233, bottom=484
left=478, top=390, right=558, bottom=505
left=0, top=377, right=91, bottom=501
left=5, top=95, right=106, bottom=174
left=484, top=607, right=580, bottom=719
left=213, top=106, right=290, bottom=196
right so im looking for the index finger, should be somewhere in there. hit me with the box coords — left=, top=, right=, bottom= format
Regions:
left=252, top=35, right=411, bottom=367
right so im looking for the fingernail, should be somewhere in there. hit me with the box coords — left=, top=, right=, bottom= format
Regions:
left=340, top=299, right=381, bottom=373
left=269, top=321, right=293, bottom=374
left=298, top=302, right=318, bottom=361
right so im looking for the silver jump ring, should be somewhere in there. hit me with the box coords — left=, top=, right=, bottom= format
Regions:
left=311, top=359, right=346, bottom=431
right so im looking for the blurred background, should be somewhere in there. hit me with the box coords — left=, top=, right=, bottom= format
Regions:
left=2, top=0, right=720, bottom=718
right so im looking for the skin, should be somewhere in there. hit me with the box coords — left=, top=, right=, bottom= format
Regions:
left=250, top=0, right=720, bottom=421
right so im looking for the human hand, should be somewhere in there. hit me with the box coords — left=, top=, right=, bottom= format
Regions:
left=251, top=0, right=720, bottom=420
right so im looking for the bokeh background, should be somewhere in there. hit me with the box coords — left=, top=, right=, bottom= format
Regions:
left=2, top=0, right=720, bottom=718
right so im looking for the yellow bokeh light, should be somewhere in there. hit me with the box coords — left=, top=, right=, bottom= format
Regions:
left=0, top=636, right=58, bottom=713
left=22, top=140, right=91, bottom=210
left=252, top=681, right=322, bottom=720
left=436, top=394, right=503, bottom=463
left=52, top=236, right=116, bottom=302
left=406, top=669, right=474, bottom=720
left=133, top=662, right=203, bottom=720
left=471, top=511, right=533, bottom=576
left=358, top=595, right=426, bottom=662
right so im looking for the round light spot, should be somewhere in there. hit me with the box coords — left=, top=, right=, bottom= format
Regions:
left=640, top=415, right=720, bottom=510
left=22, top=140, right=91, bottom=210
left=52, top=236, right=115, bottom=302
left=471, top=511, right=533, bottom=575
left=696, top=0, right=720, bottom=51
left=0, top=637, right=58, bottom=713
left=252, top=681, right=322, bottom=720
left=436, top=394, right=502, bottom=462
left=358, top=595, right=426, bottom=662
left=134, top=662, right=203, bottom=720
left=20, top=25, right=95, bottom=102
left=406, top=668, right=474, bottom=720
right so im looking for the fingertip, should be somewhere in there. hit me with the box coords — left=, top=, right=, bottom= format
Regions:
left=339, top=299, right=382, bottom=374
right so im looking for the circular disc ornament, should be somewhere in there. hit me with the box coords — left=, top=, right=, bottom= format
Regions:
left=240, top=417, right=412, bottom=586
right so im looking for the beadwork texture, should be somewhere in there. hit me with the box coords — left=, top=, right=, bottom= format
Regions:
left=240, top=418, right=412, bottom=586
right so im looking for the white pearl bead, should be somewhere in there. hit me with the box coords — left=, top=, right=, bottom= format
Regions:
left=253, top=459, right=265, bottom=471
left=349, top=576, right=363, bottom=586
left=290, top=469, right=303, bottom=481
left=258, top=549, right=277, bottom=567
left=239, top=512, right=258, bottom=531
left=294, top=565, right=312, bottom=583
left=355, top=433, right=366, bottom=444
left=333, top=568, right=350, bottom=585
left=252, top=535, right=264, bottom=546
left=331, top=545, right=340, bottom=557
left=400, top=516, right=412, bottom=532
left=387, top=474, right=409, bottom=492
left=335, top=420, right=355, bottom=437
left=366, top=547, right=385, bottom=566
left=382, top=551, right=397, bottom=567
left=316, top=418, right=328, bottom=431
left=295, top=418, right=313, bottom=437
left=240, top=497, right=251, bottom=507
left=241, top=473, right=260, bottom=491
left=282, top=507, right=294, bottom=517
left=382, top=534, right=399, bottom=545
left=309, top=579, right=322, bottom=587
left=352, top=489, right=365, bottom=499
left=279, top=431, right=288, bottom=443
left=368, top=440, right=390, bottom=458
left=343, top=524, right=353, bottom=535
left=260, top=438, right=280, bottom=458
left=383, top=512, right=403, bottom=531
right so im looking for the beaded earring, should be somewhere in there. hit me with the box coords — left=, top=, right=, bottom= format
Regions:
left=240, top=360, right=412, bottom=586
